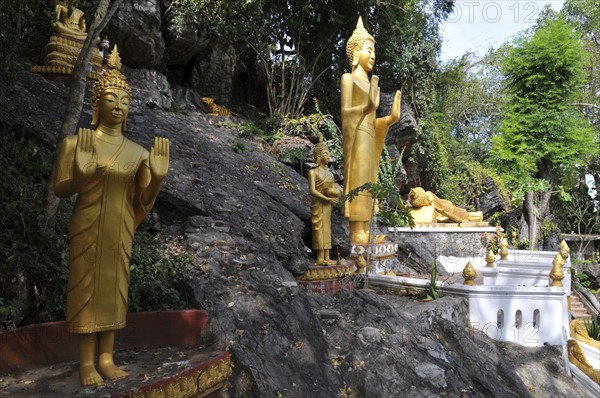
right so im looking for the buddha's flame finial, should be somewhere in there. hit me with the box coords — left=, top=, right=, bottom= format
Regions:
left=107, top=45, right=122, bottom=71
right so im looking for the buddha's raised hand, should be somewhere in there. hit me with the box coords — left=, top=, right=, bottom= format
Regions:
left=149, top=136, right=169, bottom=179
left=390, top=90, right=402, bottom=122
left=75, top=128, right=97, bottom=180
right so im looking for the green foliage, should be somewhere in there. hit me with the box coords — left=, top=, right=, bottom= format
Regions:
left=491, top=14, right=598, bottom=191
left=128, top=227, right=191, bottom=312
left=481, top=227, right=505, bottom=254
left=575, top=270, right=598, bottom=294
left=229, top=139, right=247, bottom=153
left=540, top=219, right=558, bottom=240
left=0, top=123, right=68, bottom=328
left=422, top=261, right=440, bottom=301
left=583, top=318, right=600, bottom=341
left=515, top=239, right=531, bottom=250
left=410, top=118, right=450, bottom=192
left=0, top=1, right=53, bottom=73
left=281, top=147, right=308, bottom=163
left=236, top=114, right=283, bottom=144
left=377, top=146, right=413, bottom=227
left=169, top=1, right=454, bottom=116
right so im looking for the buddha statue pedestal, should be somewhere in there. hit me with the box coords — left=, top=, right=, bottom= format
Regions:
left=349, top=241, right=399, bottom=275
left=295, top=261, right=356, bottom=294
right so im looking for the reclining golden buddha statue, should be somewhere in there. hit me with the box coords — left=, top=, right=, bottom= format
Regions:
left=408, top=187, right=484, bottom=225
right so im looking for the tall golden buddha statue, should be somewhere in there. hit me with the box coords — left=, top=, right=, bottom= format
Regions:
left=53, top=47, right=169, bottom=386
left=31, top=1, right=103, bottom=79
left=342, top=17, right=402, bottom=244
left=308, top=139, right=341, bottom=264
left=407, top=187, right=484, bottom=224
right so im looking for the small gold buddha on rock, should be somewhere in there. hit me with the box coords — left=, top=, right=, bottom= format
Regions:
left=53, top=47, right=169, bottom=386
left=341, top=17, right=402, bottom=245
left=31, top=1, right=103, bottom=79
left=308, top=139, right=341, bottom=264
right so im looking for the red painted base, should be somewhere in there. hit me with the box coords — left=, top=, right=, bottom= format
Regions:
left=0, top=310, right=208, bottom=374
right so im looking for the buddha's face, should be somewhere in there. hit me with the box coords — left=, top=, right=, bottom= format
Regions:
left=98, top=88, right=130, bottom=127
left=356, top=39, right=375, bottom=72
left=317, top=147, right=329, bottom=165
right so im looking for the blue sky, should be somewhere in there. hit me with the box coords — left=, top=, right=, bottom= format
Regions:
left=441, top=1, right=566, bottom=61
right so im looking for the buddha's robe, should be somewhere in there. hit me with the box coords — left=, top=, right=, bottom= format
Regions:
left=341, top=73, right=387, bottom=221
left=310, top=168, right=336, bottom=250
left=54, top=132, right=154, bottom=333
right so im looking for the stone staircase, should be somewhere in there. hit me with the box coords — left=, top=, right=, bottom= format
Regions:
left=571, top=290, right=600, bottom=321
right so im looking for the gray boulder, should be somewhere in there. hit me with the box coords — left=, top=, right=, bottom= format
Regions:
left=108, top=0, right=165, bottom=68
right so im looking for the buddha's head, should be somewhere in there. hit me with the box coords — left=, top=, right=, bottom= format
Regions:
left=313, top=138, right=329, bottom=166
left=346, top=17, right=375, bottom=72
left=408, top=187, right=431, bottom=208
left=90, top=46, right=131, bottom=130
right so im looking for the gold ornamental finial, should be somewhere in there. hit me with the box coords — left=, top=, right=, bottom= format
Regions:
left=550, top=252, right=565, bottom=287
left=499, top=237, right=509, bottom=260
left=346, top=16, right=375, bottom=66
left=559, top=240, right=570, bottom=261
left=462, top=261, right=476, bottom=286
left=485, top=249, right=496, bottom=267
left=107, top=45, right=123, bottom=71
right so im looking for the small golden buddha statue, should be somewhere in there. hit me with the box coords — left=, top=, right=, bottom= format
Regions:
left=31, top=1, right=103, bottom=79
left=53, top=48, right=169, bottom=386
left=407, top=187, right=484, bottom=224
left=308, top=139, right=341, bottom=264
left=53, top=1, right=87, bottom=40
left=341, top=17, right=401, bottom=244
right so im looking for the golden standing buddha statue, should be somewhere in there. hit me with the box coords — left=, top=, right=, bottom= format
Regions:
left=308, top=140, right=341, bottom=264
left=341, top=17, right=402, bottom=244
left=53, top=48, right=169, bottom=386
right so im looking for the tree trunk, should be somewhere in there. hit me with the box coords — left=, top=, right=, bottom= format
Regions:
left=43, top=0, right=125, bottom=223
left=524, top=191, right=537, bottom=250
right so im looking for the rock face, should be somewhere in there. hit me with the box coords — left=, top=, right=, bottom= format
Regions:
left=380, top=93, right=418, bottom=157
left=478, top=177, right=508, bottom=220
left=187, top=38, right=237, bottom=105
left=161, top=4, right=210, bottom=66
left=108, top=0, right=165, bottom=68
left=123, top=66, right=173, bottom=109
left=390, top=230, right=488, bottom=275
left=0, top=71, right=589, bottom=398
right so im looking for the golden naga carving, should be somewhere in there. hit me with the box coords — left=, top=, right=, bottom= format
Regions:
left=308, top=139, right=341, bottom=264
left=559, top=239, right=570, bottom=261
left=407, top=187, right=485, bottom=225
left=341, top=17, right=401, bottom=244
left=549, top=252, right=565, bottom=287
left=53, top=48, right=170, bottom=386
left=567, top=321, right=600, bottom=385
left=31, top=1, right=103, bottom=79
left=201, top=97, right=236, bottom=116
